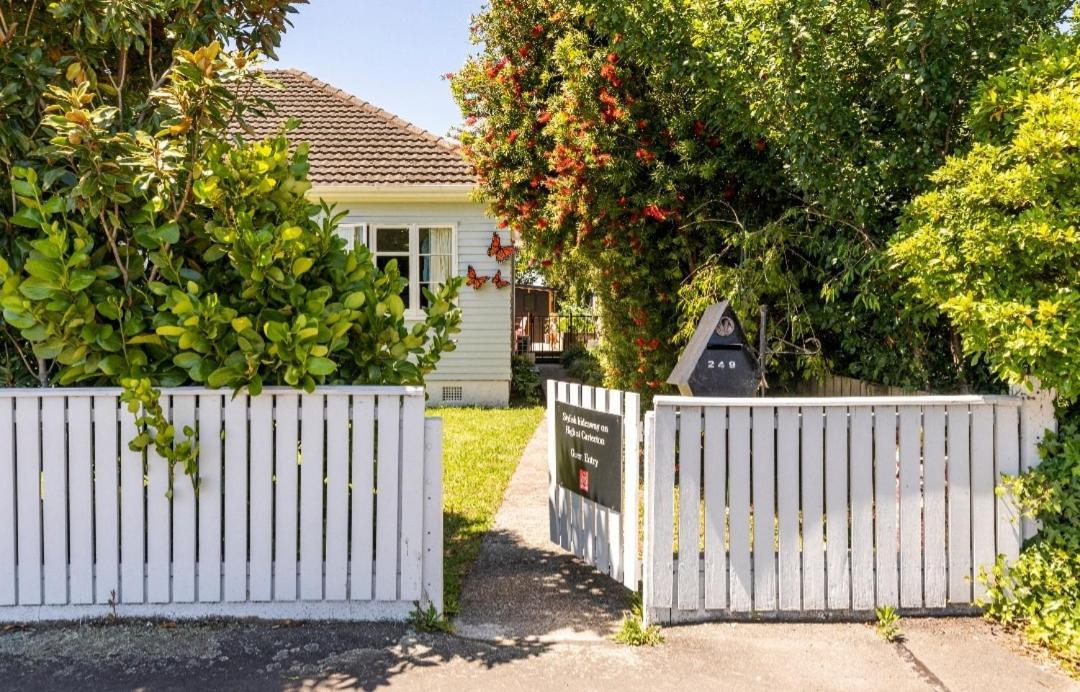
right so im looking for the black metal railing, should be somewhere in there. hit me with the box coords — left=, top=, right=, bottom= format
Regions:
left=514, top=313, right=599, bottom=355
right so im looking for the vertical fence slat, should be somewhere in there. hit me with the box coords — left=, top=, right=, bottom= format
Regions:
left=300, top=393, right=326, bottom=601
left=423, top=417, right=444, bottom=611
left=923, top=406, right=947, bottom=608
left=622, top=392, right=641, bottom=590
left=92, top=396, right=119, bottom=605
left=825, top=407, right=850, bottom=609
left=349, top=395, right=375, bottom=601
left=703, top=407, right=727, bottom=611
left=728, top=406, right=752, bottom=612
left=677, top=406, right=702, bottom=611
left=776, top=407, right=800, bottom=611
left=873, top=406, right=898, bottom=607
left=593, top=390, right=611, bottom=577
left=898, top=405, right=923, bottom=608
left=197, top=394, right=223, bottom=603
left=146, top=396, right=171, bottom=604
left=66, top=397, right=93, bottom=605
left=223, top=393, right=249, bottom=602
left=248, top=395, right=274, bottom=602
left=752, top=406, right=777, bottom=611
left=398, top=394, right=425, bottom=602
left=375, top=395, right=400, bottom=601
left=849, top=406, right=874, bottom=611
left=15, top=398, right=42, bottom=606
left=556, top=382, right=571, bottom=551
left=580, top=386, right=596, bottom=567
left=800, top=406, right=825, bottom=610
left=170, top=395, right=197, bottom=603
left=41, top=397, right=67, bottom=605
left=971, top=405, right=995, bottom=601
left=273, top=394, right=298, bottom=602
left=946, top=405, right=972, bottom=603
left=602, top=389, right=621, bottom=581
left=119, top=406, right=144, bottom=604
left=995, top=405, right=1021, bottom=563
left=547, top=379, right=558, bottom=545
left=647, top=405, right=676, bottom=612
left=324, top=395, right=350, bottom=601
left=0, top=399, right=15, bottom=605
left=1019, top=391, right=1055, bottom=540
left=567, top=384, right=585, bottom=559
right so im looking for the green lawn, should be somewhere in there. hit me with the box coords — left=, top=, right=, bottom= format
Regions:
left=431, top=406, right=544, bottom=616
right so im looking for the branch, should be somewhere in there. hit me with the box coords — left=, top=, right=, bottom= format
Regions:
left=99, top=212, right=130, bottom=285
left=22, top=0, right=35, bottom=36
left=0, top=323, right=37, bottom=381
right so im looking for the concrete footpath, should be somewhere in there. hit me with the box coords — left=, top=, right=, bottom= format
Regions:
left=0, top=420, right=1075, bottom=691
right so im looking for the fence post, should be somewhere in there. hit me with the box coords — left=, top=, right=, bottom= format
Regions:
left=423, top=416, right=444, bottom=613
left=1014, top=379, right=1057, bottom=541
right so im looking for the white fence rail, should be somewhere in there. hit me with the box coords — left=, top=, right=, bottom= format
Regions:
left=0, top=386, right=442, bottom=622
left=643, top=393, right=1056, bottom=625
left=547, top=381, right=640, bottom=589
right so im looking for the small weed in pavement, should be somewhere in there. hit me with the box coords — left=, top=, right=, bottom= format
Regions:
left=409, top=602, right=453, bottom=634
left=614, top=595, right=663, bottom=647
left=875, top=606, right=903, bottom=643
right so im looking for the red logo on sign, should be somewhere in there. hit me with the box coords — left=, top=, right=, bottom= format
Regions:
left=579, top=469, right=589, bottom=493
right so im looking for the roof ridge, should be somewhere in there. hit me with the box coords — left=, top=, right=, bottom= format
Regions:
left=275, top=68, right=461, bottom=153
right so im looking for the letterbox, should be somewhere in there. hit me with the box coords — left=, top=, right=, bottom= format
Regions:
left=666, top=300, right=758, bottom=396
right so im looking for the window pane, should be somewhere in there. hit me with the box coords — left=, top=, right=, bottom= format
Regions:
left=376, top=255, right=410, bottom=286
left=374, top=227, right=409, bottom=253
left=419, top=227, right=453, bottom=255
left=421, top=254, right=454, bottom=284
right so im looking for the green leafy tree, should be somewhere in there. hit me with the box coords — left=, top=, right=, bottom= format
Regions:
left=453, top=0, right=1069, bottom=392
left=893, top=33, right=1080, bottom=403
left=0, top=5, right=463, bottom=484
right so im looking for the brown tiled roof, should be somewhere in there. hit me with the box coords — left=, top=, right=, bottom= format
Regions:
left=237, top=69, right=475, bottom=186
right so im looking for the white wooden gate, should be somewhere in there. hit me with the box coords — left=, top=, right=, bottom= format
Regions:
left=0, top=386, right=442, bottom=622
left=642, top=392, right=1056, bottom=624
left=547, top=380, right=640, bottom=588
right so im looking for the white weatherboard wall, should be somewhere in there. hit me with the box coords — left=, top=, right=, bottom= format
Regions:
left=642, top=393, right=1056, bottom=625
left=331, top=199, right=511, bottom=407
left=0, top=386, right=443, bottom=622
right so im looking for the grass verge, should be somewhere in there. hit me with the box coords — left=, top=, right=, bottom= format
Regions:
left=433, top=406, right=544, bottom=617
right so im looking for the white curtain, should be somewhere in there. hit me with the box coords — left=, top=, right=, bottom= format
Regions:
left=425, top=227, right=454, bottom=284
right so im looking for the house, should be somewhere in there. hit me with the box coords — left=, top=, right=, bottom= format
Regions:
left=245, top=69, right=511, bottom=406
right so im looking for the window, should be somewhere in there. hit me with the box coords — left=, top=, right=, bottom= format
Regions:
left=334, top=223, right=367, bottom=251
left=368, top=224, right=456, bottom=315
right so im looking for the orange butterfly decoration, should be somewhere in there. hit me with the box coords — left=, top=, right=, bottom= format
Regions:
left=493, top=270, right=510, bottom=289
left=487, top=232, right=516, bottom=262
left=466, top=265, right=489, bottom=289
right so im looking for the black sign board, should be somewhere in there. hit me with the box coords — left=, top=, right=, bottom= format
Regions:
left=554, top=401, right=622, bottom=512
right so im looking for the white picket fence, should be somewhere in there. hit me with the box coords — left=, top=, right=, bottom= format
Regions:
left=0, top=386, right=443, bottom=622
left=643, top=393, right=1056, bottom=625
left=547, top=381, right=640, bottom=589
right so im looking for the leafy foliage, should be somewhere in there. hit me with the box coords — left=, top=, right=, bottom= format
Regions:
left=452, top=0, right=1070, bottom=392
left=0, top=4, right=462, bottom=485
left=875, top=606, right=903, bottom=644
left=983, top=425, right=1080, bottom=674
left=560, top=343, right=602, bottom=386
left=893, top=33, right=1080, bottom=403
left=510, top=353, right=542, bottom=405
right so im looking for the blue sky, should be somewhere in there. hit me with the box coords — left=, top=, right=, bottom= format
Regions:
left=270, top=0, right=487, bottom=138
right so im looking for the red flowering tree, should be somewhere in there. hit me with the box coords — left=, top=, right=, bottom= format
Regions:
left=452, top=0, right=1069, bottom=392
left=451, top=1, right=786, bottom=391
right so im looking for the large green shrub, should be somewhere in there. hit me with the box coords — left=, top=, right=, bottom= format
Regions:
left=893, top=34, right=1080, bottom=402
left=452, top=0, right=1068, bottom=393
left=0, top=9, right=463, bottom=483
left=984, top=425, right=1080, bottom=673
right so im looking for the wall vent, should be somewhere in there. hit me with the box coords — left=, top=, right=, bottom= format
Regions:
left=441, top=385, right=464, bottom=403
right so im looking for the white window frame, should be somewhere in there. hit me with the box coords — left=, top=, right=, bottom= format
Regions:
left=368, top=223, right=458, bottom=319
left=334, top=222, right=368, bottom=251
